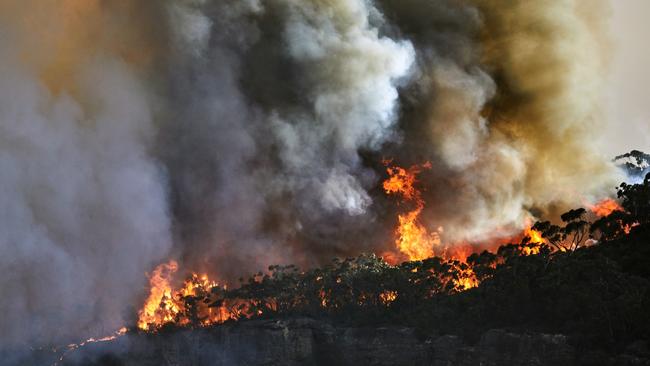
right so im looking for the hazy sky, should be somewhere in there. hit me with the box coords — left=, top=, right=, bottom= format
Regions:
left=605, top=0, right=650, bottom=156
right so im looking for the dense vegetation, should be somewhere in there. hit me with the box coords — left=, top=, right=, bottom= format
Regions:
left=164, top=152, right=650, bottom=354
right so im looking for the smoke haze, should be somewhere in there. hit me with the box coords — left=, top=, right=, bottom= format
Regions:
left=604, top=0, right=650, bottom=156
left=0, top=0, right=636, bottom=350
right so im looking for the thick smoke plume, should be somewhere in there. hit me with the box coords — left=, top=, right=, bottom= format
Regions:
left=0, top=0, right=623, bottom=350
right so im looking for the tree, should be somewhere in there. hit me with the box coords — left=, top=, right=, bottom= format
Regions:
left=618, top=173, right=650, bottom=225
left=531, top=208, right=589, bottom=252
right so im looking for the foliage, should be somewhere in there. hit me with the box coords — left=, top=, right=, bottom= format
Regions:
left=533, top=208, right=590, bottom=252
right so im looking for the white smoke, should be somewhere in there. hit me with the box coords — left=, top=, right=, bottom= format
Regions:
left=271, top=0, right=414, bottom=214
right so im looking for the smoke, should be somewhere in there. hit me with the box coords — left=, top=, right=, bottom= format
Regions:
left=604, top=0, right=650, bottom=157
left=0, top=0, right=625, bottom=351
left=161, top=0, right=414, bottom=278
left=0, top=0, right=172, bottom=350
left=377, top=0, right=622, bottom=241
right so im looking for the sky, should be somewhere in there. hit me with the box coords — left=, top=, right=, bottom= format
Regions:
left=605, top=0, right=650, bottom=156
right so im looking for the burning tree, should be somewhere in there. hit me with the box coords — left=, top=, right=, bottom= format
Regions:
left=128, top=152, right=650, bottom=358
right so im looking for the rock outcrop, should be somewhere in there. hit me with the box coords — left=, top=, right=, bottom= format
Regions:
left=60, top=318, right=649, bottom=366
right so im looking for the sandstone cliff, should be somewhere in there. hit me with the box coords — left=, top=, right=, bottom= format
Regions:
left=59, top=318, right=650, bottom=366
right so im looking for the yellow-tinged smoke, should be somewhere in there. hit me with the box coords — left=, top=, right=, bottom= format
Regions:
left=377, top=0, right=623, bottom=242
left=473, top=0, right=622, bottom=230
left=0, top=0, right=165, bottom=95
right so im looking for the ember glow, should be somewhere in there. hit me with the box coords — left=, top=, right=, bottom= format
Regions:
left=54, top=327, right=128, bottom=365
left=379, top=290, right=398, bottom=304
left=383, top=161, right=441, bottom=261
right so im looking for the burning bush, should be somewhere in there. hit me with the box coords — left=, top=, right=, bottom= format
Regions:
left=132, top=171, right=650, bottom=354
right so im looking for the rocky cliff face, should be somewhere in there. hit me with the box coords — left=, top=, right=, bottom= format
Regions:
left=61, top=318, right=649, bottom=366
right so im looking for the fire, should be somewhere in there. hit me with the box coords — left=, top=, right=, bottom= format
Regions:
left=379, top=290, right=398, bottom=304
left=137, top=261, right=234, bottom=331
left=587, top=198, right=623, bottom=217
left=441, top=244, right=474, bottom=264
left=383, top=163, right=422, bottom=199
left=383, top=161, right=440, bottom=261
left=54, top=327, right=128, bottom=365
left=137, top=260, right=180, bottom=331
left=521, top=244, right=541, bottom=256
left=525, top=227, right=544, bottom=245
left=382, top=160, right=548, bottom=264
left=455, top=268, right=479, bottom=290
left=520, top=226, right=544, bottom=255
left=65, top=327, right=128, bottom=351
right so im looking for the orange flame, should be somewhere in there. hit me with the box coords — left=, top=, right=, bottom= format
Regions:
left=137, top=260, right=180, bottom=331
left=586, top=198, right=637, bottom=234
left=137, top=261, right=235, bottom=331
left=455, top=268, right=479, bottom=290
left=525, top=227, right=544, bottom=245
left=587, top=198, right=623, bottom=217
left=522, top=226, right=544, bottom=255
left=54, top=327, right=128, bottom=365
left=383, top=161, right=440, bottom=261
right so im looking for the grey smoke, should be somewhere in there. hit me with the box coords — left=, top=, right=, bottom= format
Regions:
left=0, top=38, right=171, bottom=346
